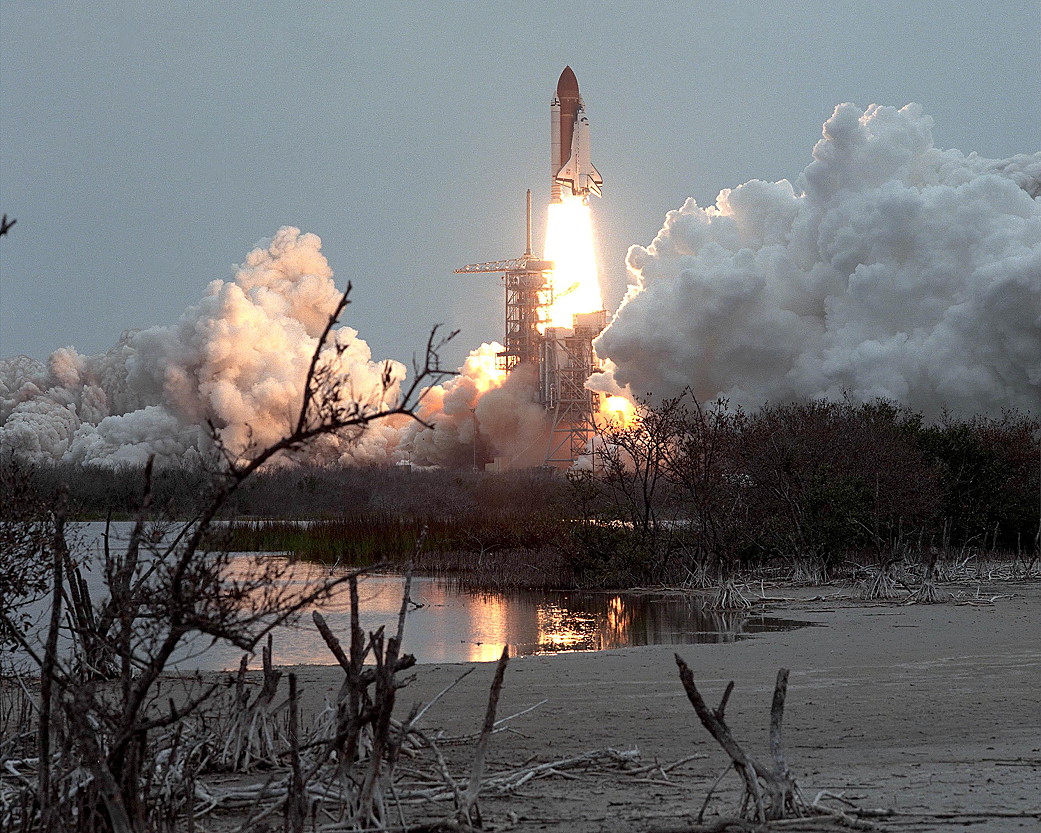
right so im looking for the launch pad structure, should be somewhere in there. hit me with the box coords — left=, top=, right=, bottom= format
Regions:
left=455, top=190, right=605, bottom=468
left=454, top=67, right=608, bottom=469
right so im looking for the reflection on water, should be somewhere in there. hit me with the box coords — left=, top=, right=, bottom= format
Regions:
left=211, top=573, right=815, bottom=670
left=467, top=587, right=810, bottom=659
left=21, top=524, right=816, bottom=672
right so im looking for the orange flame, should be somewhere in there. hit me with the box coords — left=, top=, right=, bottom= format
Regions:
left=598, top=394, right=637, bottom=428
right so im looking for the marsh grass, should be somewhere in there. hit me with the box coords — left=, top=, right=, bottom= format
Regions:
left=212, top=511, right=570, bottom=568
left=212, top=511, right=1041, bottom=594
left=417, top=546, right=577, bottom=590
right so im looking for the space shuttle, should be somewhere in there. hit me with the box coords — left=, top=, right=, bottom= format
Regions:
left=550, top=66, right=603, bottom=203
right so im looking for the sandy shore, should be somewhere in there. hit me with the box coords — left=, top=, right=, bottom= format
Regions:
left=279, top=580, right=1041, bottom=832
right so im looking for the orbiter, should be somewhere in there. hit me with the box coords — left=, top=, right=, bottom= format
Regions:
left=550, top=66, right=603, bottom=203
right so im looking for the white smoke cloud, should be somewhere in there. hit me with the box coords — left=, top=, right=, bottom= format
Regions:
left=398, top=344, right=550, bottom=469
left=1, top=227, right=406, bottom=467
left=593, top=103, right=1041, bottom=417
left=0, top=227, right=551, bottom=471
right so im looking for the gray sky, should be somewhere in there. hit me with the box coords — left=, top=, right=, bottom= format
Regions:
left=2, top=1, right=1038, bottom=369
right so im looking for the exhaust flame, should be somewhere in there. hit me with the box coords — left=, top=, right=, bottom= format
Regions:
left=543, top=195, right=602, bottom=329
left=598, top=394, right=636, bottom=428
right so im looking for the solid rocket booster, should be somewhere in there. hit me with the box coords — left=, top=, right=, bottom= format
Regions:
left=550, top=66, right=603, bottom=204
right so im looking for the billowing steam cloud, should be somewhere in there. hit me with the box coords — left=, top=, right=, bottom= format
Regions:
left=1, top=228, right=552, bottom=470
left=401, top=344, right=549, bottom=469
left=592, top=103, right=1041, bottom=417
left=1, top=228, right=407, bottom=467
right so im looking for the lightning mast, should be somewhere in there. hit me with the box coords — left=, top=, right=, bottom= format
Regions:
left=456, top=191, right=553, bottom=372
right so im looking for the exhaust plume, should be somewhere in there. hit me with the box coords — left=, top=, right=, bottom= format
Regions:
left=399, top=344, right=550, bottom=469
left=1, top=228, right=406, bottom=467
left=592, top=103, right=1041, bottom=417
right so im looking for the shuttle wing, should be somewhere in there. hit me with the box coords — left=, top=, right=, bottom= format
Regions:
left=555, top=155, right=580, bottom=192
left=554, top=110, right=602, bottom=199
left=585, top=163, right=603, bottom=197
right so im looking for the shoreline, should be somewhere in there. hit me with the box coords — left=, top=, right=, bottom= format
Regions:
left=5, top=578, right=1038, bottom=830
left=276, top=578, right=1041, bottom=831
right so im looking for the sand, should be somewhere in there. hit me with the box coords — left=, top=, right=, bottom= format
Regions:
left=280, top=579, right=1041, bottom=832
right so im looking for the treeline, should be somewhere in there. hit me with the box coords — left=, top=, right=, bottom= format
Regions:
left=3, top=398, right=1038, bottom=589
left=578, top=397, right=1039, bottom=586
left=12, top=462, right=568, bottom=521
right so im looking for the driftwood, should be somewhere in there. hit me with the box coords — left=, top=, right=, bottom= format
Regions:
left=458, top=645, right=508, bottom=827
left=858, top=558, right=903, bottom=600
left=674, top=656, right=801, bottom=822
left=904, top=548, right=952, bottom=604
left=285, top=673, right=306, bottom=833
left=188, top=571, right=518, bottom=833
left=710, top=580, right=752, bottom=611
left=219, top=635, right=284, bottom=771
left=674, top=657, right=887, bottom=831
left=306, top=575, right=417, bottom=829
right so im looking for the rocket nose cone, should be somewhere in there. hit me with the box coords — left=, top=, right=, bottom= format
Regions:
left=556, top=66, right=579, bottom=98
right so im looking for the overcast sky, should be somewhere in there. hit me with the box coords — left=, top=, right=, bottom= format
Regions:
left=2, top=1, right=1038, bottom=369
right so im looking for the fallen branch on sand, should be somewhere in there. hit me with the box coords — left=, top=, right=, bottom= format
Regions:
left=813, top=791, right=1041, bottom=824
left=673, top=656, right=883, bottom=831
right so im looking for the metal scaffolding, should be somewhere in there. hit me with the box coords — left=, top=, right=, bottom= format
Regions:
left=456, top=191, right=605, bottom=468
left=540, top=311, right=606, bottom=466
left=455, top=192, right=553, bottom=372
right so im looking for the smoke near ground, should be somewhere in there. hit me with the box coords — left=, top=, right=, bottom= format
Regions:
left=4, top=104, right=1038, bottom=469
left=0, top=228, right=407, bottom=467
left=401, top=345, right=549, bottom=469
left=592, top=103, right=1041, bottom=417
left=0, top=229, right=550, bottom=470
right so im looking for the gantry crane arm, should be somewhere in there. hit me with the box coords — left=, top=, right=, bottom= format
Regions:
left=455, top=255, right=552, bottom=274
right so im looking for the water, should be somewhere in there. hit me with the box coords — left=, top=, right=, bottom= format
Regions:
left=231, top=575, right=815, bottom=668
left=11, top=522, right=816, bottom=671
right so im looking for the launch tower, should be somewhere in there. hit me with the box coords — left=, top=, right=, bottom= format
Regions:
left=456, top=192, right=553, bottom=372
left=540, top=310, right=607, bottom=466
left=455, top=191, right=604, bottom=468
left=455, top=67, right=606, bottom=468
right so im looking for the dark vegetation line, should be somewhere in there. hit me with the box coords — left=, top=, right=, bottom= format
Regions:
left=4, top=398, right=1039, bottom=591
left=575, top=397, right=1039, bottom=588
